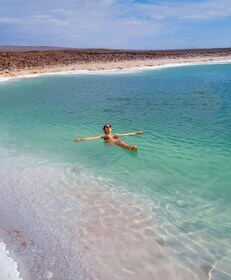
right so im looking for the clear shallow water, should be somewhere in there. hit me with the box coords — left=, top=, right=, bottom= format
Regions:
left=0, top=63, right=231, bottom=279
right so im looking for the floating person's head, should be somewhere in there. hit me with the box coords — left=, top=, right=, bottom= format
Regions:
left=103, top=123, right=112, bottom=133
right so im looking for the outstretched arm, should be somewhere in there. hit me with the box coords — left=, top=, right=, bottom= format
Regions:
left=73, top=135, right=103, bottom=142
left=116, top=131, right=144, bottom=137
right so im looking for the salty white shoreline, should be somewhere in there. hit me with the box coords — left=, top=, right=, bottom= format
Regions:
left=0, top=242, right=23, bottom=280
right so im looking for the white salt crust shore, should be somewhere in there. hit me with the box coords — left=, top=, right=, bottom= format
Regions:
left=0, top=56, right=231, bottom=82
left=0, top=242, right=23, bottom=280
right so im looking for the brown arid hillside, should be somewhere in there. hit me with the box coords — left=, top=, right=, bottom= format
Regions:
left=0, top=47, right=230, bottom=73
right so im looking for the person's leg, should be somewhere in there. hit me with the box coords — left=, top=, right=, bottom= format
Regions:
left=115, top=140, right=138, bottom=151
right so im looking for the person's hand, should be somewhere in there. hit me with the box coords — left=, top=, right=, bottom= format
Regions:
left=73, top=138, right=82, bottom=142
left=138, top=131, right=144, bottom=134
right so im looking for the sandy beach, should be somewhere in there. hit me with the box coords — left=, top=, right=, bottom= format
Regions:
left=0, top=48, right=231, bottom=78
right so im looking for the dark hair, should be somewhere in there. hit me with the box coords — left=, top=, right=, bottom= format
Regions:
left=103, top=123, right=111, bottom=131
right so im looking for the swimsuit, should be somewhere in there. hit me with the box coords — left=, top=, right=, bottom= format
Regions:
left=104, top=134, right=119, bottom=141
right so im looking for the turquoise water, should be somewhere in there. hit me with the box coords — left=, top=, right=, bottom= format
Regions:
left=0, top=63, right=231, bottom=279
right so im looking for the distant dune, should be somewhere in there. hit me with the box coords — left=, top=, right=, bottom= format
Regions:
left=0, top=46, right=68, bottom=51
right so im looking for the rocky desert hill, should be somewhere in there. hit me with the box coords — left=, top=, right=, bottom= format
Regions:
left=0, top=47, right=230, bottom=72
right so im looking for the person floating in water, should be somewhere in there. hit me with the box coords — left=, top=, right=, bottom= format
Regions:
left=73, top=123, right=144, bottom=151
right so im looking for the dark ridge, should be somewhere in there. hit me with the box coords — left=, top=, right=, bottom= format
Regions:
left=0, top=46, right=69, bottom=51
